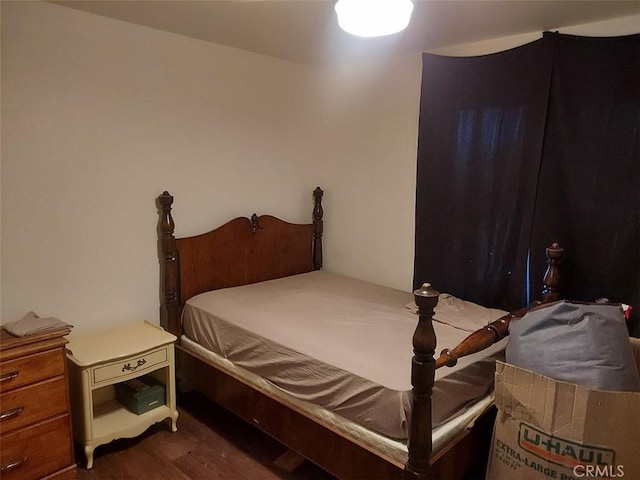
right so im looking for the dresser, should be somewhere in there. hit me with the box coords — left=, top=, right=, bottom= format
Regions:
left=66, top=321, right=178, bottom=468
left=0, top=327, right=77, bottom=480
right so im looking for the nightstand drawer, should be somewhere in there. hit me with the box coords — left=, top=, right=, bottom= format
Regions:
left=1, top=414, right=73, bottom=480
left=92, top=347, right=168, bottom=385
left=0, top=349, right=65, bottom=393
left=0, top=376, right=68, bottom=434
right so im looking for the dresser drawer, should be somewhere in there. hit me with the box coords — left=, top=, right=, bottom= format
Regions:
left=1, top=414, right=73, bottom=480
left=0, top=376, right=68, bottom=434
left=92, top=347, right=168, bottom=385
left=0, top=349, right=65, bottom=393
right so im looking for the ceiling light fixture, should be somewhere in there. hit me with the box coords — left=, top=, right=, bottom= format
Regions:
left=335, top=0, right=414, bottom=38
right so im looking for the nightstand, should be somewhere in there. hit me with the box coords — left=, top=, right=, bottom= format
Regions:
left=0, top=327, right=77, bottom=480
left=65, top=321, right=178, bottom=469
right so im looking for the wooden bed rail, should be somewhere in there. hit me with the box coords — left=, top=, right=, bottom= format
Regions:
left=434, top=243, right=564, bottom=370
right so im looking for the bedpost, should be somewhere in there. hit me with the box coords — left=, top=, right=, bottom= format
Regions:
left=542, top=242, right=564, bottom=303
left=158, top=191, right=181, bottom=336
left=406, top=282, right=439, bottom=480
left=313, top=187, right=324, bottom=270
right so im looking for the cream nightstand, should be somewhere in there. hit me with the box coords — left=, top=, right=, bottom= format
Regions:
left=65, top=321, right=178, bottom=469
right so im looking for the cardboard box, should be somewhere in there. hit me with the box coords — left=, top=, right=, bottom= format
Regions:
left=486, top=350, right=640, bottom=480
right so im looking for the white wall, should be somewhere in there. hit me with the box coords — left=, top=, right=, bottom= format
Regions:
left=1, top=1, right=422, bottom=333
left=2, top=2, right=637, bottom=334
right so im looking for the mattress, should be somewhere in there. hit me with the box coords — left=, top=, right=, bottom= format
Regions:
left=182, top=271, right=507, bottom=440
left=180, top=335, right=496, bottom=466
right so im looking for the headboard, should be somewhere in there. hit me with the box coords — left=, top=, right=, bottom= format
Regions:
left=157, top=187, right=324, bottom=336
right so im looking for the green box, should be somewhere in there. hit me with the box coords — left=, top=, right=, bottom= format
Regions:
left=115, top=375, right=165, bottom=415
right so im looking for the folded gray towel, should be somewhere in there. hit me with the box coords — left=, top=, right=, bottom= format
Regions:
left=3, top=311, right=72, bottom=337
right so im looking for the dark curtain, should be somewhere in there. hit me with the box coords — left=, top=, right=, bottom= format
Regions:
left=414, top=37, right=555, bottom=309
left=529, top=33, right=640, bottom=305
left=415, top=33, right=639, bottom=310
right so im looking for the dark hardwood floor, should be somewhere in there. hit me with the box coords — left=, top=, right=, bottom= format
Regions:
left=75, top=392, right=490, bottom=480
left=75, top=391, right=336, bottom=480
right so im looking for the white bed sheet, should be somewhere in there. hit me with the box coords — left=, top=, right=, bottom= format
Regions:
left=182, top=271, right=507, bottom=440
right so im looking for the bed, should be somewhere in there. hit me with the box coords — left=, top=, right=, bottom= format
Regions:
left=156, top=187, right=562, bottom=480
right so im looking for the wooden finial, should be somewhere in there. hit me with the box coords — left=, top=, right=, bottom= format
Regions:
left=542, top=242, right=564, bottom=303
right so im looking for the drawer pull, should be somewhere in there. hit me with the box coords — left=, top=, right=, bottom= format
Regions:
left=0, top=406, right=24, bottom=420
left=122, top=358, right=146, bottom=372
left=1, top=457, right=28, bottom=473
left=0, top=371, right=19, bottom=383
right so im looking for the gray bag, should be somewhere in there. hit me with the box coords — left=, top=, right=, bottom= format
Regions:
left=506, top=300, right=640, bottom=392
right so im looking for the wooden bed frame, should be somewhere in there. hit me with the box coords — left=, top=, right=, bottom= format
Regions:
left=157, top=187, right=562, bottom=480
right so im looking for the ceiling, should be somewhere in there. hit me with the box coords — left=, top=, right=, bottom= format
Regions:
left=51, top=1, right=640, bottom=66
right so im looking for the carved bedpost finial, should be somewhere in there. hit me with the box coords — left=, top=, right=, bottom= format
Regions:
left=542, top=242, right=564, bottom=303
left=158, top=191, right=180, bottom=334
left=413, top=282, right=439, bottom=324
left=250, top=214, right=260, bottom=234
left=159, top=191, right=175, bottom=236
left=313, top=187, right=324, bottom=270
left=406, top=282, right=439, bottom=479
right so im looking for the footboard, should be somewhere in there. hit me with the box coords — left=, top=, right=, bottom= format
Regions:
left=434, top=243, right=564, bottom=370
left=406, top=244, right=563, bottom=479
